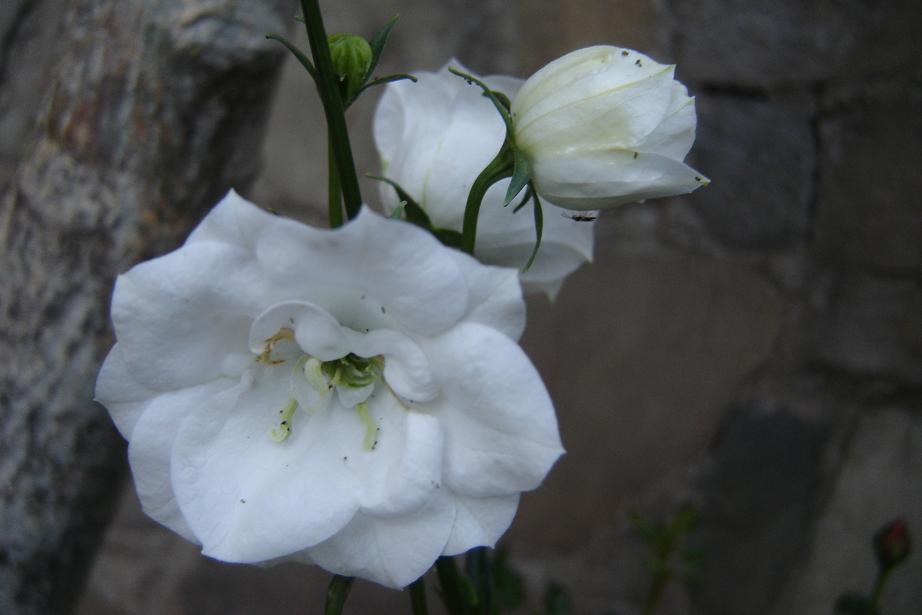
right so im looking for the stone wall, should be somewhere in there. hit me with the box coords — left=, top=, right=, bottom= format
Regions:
left=2, top=0, right=917, bottom=614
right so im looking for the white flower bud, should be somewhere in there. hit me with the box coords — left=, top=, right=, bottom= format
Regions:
left=511, top=46, right=709, bottom=211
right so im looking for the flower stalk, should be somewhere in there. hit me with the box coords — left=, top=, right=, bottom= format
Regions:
left=409, top=577, right=430, bottom=615
left=300, top=0, right=362, bottom=222
left=324, top=575, right=354, bottom=615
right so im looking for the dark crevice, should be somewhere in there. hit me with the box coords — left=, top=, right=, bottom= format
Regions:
left=0, top=0, right=40, bottom=85
left=803, top=82, right=825, bottom=248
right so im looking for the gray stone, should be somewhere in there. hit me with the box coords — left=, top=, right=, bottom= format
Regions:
left=814, top=83, right=922, bottom=273
left=668, top=0, right=922, bottom=88
left=774, top=408, right=922, bottom=615
left=690, top=408, right=830, bottom=615
left=687, top=94, right=814, bottom=249
left=810, top=273, right=922, bottom=385
left=512, top=248, right=783, bottom=550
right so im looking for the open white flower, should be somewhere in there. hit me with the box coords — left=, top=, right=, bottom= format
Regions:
left=512, top=45, right=709, bottom=211
left=374, top=61, right=594, bottom=299
left=95, top=191, right=562, bottom=588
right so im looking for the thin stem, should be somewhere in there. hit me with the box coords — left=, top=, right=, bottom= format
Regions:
left=328, top=134, right=343, bottom=228
left=460, top=147, right=513, bottom=255
left=324, top=575, right=354, bottom=615
left=869, top=566, right=893, bottom=610
left=466, top=547, right=493, bottom=615
left=300, top=0, right=362, bottom=220
left=409, top=577, right=430, bottom=615
left=435, top=556, right=467, bottom=615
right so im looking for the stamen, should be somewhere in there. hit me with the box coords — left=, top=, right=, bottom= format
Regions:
left=355, top=401, right=377, bottom=451
left=256, top=328, right=294, bottom=365
left=270, top=398, right=298, bottom=442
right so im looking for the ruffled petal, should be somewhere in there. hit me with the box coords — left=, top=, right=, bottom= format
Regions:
left=422, top=323, right=563, bottom=497
left=443, top=492, right=520, bottom=556
left=255, top=208, right=470, bottom=336
left=531, top=148, right=709, bottom=210
left=112, top=241, right=265, bottom=390
left=126, top=377, right=237, bottom=542
left=186, top=189, right=276, bottom=250
left=171, top=366, right=362, bottom=562
left=446, top=247, right=526, bottom=341
left=95, top=343, right=158, bottom=438
left=308, top=489, right=455, bottom=589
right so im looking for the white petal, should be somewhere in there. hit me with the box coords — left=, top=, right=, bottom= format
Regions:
left=635, top=82, right=697, bottom=159
left=349, top=328, right=439, bottom=403
left=422, top=323, right=563, bottom=497
left=532, top=149, right=709, bottom=210
left=443, top=493, right=520, bottom=556
left=255, top=208, right=470, bottom=336
left=335, top=382, right=375, bottom=408
left=308, top=490, right=455, bottom=588
left=112, top=241, right=264, bottom=389
left=95, top=343, right=158, bottom=438
left=359, top=411, right=444, bottom=517
left=126, top=378, right=237, bottom=542
left=446, top=248, right=526, bottom=341
left=249, top=301, right=349, bottom=361
left=171, top=367, right=362, bottom=562
left=186, top=189, right=276, bottom=249
left=515, top=65, right=677, bottom=155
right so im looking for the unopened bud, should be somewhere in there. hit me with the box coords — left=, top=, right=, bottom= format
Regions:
left=873, top=518, right=911, bottom=570
left=328, top=33, right=372, bottom=102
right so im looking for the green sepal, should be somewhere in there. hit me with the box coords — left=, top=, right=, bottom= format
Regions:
left=366, top=14, right=400, bottom=82
left=511, top=184, right=533, bottom=212
left=522, top=187, right=543, bottom=272
left=357, top=73, right=418, bottom=98
left=504, top=148, right=532, bottom=205
left=328, top=33, right=373, bottom=102
left=369, top=174, right=462, bottom=248
left=265, top=33, right=317, bottom=80
left=447, top=67, right=513, bottom=135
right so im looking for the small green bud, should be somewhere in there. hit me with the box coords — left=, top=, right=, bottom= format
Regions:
left=328, top=33, right=372, bottom=102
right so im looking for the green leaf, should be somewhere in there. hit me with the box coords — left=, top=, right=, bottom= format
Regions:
left=504, top=148, right=531, bottom=206
left=367, top=174, right=432, bottom=229
left=522, top=189, right=543, bottom=272
left=433, top=229, right=463, bottom=248
left=366, top=14, right=400, bottom=81
left=265, top=33, right=317, bottom=80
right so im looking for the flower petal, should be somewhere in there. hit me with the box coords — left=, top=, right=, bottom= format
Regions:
left=308, top=489, right=456, bottom=588
left=531, top=148, right=709, bottom=210
left=515, top=64, right=677, bottom=155
left=112, top=241, right=264, bottom=390
left=95, top=343, right=158, bottom=438
left=635, top=82, right=697, bottom=159
left=446, top=248, right=526, bottom=341
left=186, top=189, right=275, bottom=250
left=350, top=328, right=439, bottom=403
left=443, top=493, right=520, bottom=556
left=126, top=377, right=237, bottom=542
left=423, top=323, right=563, bottom=497
left=255, top=208, right=470, bottom=336
left=171, top=367, right=362, bottom=562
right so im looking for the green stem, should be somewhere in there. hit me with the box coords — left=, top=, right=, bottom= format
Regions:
left=409, top=577, right=430, bottom=615
left=460, top=147, right=513, bottom=255
left=328, top=134, right=343, bottom=228
left=869, top=566, right=893, bottom=611
left=300, top=0, right=362, bottom=220
left=435, top=556, right=467, bottom=615
left=466, top=547, right=493, bottom=615
left=324, top=575, right=354, bottom=615
left=640, top=570, right=670, bottom=615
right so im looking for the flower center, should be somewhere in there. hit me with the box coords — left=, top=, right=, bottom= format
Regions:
left=258, top=329, right=386, bottom=449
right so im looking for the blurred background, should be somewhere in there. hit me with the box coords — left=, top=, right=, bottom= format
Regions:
left=1, top=1, right=920, bottom=614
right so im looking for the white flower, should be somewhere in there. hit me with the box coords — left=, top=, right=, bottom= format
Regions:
left=95, top=191, right=562, bottom=589
left=511, top=45, right=709, bottom=211
left=374, top=61, right=595, bottom=299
